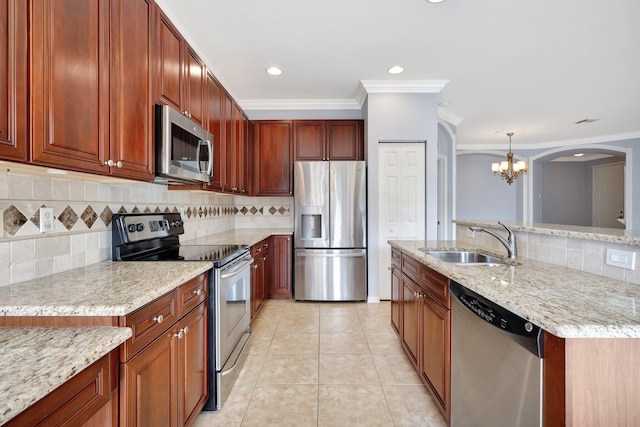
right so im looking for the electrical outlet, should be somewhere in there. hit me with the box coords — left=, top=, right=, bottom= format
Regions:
left=39, top=207, right=55, bottom=233
left=606, top=248, right=636, bottom=270
left=0, top=208, right=4, bottom=238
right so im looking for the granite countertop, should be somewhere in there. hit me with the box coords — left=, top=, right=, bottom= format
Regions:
left=453, top=219, right=640, bottom=246
left=0, top=327, right=132, bottom=425
left=181, top=228, right=293, bottom=247
left=0, top=261, right=212, bottom=317
left=389, top=240, right=640, bottom=338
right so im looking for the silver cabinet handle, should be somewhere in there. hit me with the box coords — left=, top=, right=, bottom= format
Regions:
left=153, top=315, right=164, bottom=324
left=296, top=252, right=365, bottom=258
left=104, top=159, right=123, bottom=168
left=193, top=288, right=203, bottom=296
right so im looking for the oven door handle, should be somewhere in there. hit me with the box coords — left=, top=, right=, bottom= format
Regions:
left=220, top=259, right=252, bottom=280
left=220, top=330, right=253, bottom=377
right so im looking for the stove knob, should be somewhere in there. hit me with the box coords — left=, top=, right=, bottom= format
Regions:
left=127, top=224, right=137, bottom=233
left=136, top=223, right=145, bottom=232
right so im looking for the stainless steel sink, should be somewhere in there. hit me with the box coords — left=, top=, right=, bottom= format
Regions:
left=424, top=250, right=505, bottom=266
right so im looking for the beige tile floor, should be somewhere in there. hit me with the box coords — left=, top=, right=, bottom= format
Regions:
left=193, top=299, right=447, bottom=427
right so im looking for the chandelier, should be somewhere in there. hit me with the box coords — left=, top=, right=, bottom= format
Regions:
left=491, top=132, right=528, bottom=185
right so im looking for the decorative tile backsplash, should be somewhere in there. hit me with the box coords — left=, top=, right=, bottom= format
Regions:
left=0, top=167, right=293, bottom=286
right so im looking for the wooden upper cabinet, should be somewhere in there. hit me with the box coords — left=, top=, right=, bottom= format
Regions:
left=155, top=9, right=205, bottom=125
left=203, top=72, right=225, bottom=192
left=223, top=93, right=236, bottom=192
left=253, top=121, right=293, bottom=196
left=184, top=46, right=206, bottom=127
left=326, top=120, right=363, bottom=161
left=235, top=106, right=247, bottom=194
left=293, top=120, right=364, bottom=161
left=293, top=121, right=325, bottom=161
left=109, top=0, right=155, bottom=181
left=0, top=0, right=28, bottom=162
left=155, top=9, right=183, bottom=111
left=30, top=0, right=110, bottom=174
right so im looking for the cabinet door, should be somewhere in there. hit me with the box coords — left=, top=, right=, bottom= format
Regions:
left=109, top=0, right=154, bottom=181
left=390, top=264, right=402, bottom=335
left=235, top=108, right=248, bottom=194
left=293, top=120, right=325, bottom=161
left=401, top=274, right=420, bottom=369
left=30, top=0, right=109, bottom=174
left=254, top=121, right=293, bottom=196
left=223, top=93, right=237, bottom=192
left=204, top=72, right=225, bottom=191
left=121, top=328, right=179, bottom=427
left=269, top=235, right=292, bottom=299
left=184, top=46, right=205, bottom=126
left=421, top=293, right=450, bottom=413
left=178, top=302, right=208, bottom=427
left=155, top=9, right=183, bottom=111
left=0, top=0, right=27, bottom=162
left=326, top=120, right=363, bottom=161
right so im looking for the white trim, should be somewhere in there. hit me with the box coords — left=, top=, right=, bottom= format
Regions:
left=457, top=132, right=640, bottom=151
left=438, top=107, right=464, bottom=127
left=359, top=80, right=449, bottom=94
left=437, top=154, right=449, bottom=240
left=239, top=98, right=362, bottom=111
left=367, top=296, right=381, bottom=303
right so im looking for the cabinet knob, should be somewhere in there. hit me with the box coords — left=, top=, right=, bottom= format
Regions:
left=183, top=111, right=191, bottom=118
left=231, top=187, right=238, bottom=191
left=252, top=264, right=258, bottom=270
left=153, top=314, right=164, bottom=324
left=193, top=289, right=203, bottom=296
left=116, top=161, right=123, bottom=168
left=104, top=159, right=114, bottom=167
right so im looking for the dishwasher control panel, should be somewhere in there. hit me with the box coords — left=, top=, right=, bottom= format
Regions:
left=451, top=281, right=540, bottom=340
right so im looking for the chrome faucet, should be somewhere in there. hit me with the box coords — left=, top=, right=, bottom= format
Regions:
left=469, top=222, right=518, bottom=260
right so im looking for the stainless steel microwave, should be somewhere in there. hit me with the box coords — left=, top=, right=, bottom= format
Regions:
left=155, top=104, right=213, bottom=184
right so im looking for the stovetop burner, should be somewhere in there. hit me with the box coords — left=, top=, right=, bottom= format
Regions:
left=111, top=213, right=249, bottom=267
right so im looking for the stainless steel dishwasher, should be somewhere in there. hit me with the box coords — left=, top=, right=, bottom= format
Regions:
left=450, top=281, right=543, bottom=427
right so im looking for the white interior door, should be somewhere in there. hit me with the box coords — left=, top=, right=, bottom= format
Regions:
left=593, top=162, right=625, bottom=228
left=378, top=143, right=426, bottom=299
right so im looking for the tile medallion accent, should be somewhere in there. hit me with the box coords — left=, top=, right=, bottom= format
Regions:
left=4, top=205, right=28, bottom=236
left=81, top=206, right=98, bottom=229
left=29, top=204, right=47, bottom=229
left=269, top=206, right=277, bottom=215
left=58, top=205, right=79, bottom=231
left=100, top=206, right=113, bottom=227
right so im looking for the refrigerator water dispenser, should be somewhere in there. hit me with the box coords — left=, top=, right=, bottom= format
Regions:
left=299, top=206, right=323, bottom=239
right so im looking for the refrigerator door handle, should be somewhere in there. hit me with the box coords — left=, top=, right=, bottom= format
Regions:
left=296, top=252, right=365, bottom=258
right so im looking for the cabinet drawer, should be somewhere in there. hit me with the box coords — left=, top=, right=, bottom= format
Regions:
left=121, top=290, right=178, bottom=361
left=391, top=248, right=401, bottom=267
left=401, top=253, right=420, bottom=283
left=419, top=265, right=450, bottom=308
left=5, top=350, right=116, bottom=427
left=178, top=273, right=209, bottom=316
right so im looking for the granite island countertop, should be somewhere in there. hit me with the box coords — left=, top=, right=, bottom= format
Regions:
left=0, top=327, right=132, bottom=426
left=389, top=240, right=640, bottom=338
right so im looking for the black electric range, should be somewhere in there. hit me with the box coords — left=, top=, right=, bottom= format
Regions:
left=111, top=212, right=249, bottom=267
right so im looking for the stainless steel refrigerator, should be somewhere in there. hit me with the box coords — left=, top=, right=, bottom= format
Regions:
left=294, top=161, right=367, bottom=301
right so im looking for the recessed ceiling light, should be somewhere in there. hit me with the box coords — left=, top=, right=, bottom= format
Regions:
left=266, top=67, right=282, bottom=76
left=426, top=0, right=446, bottom=3
left=573, top=153, right=584, bottom=157
left=388, top=66, right=404, bottom=74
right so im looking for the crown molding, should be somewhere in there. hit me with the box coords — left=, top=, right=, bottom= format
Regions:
left=438, top=107, right=464, bottom=126
left=359, top=79, right=449, bottom=94
left=456, top=131, right=640, bottom=151
left=239, top=98, right=362, bottom=111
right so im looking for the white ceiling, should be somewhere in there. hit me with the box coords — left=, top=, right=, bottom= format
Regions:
left=157, top=0, right=640, bottom=150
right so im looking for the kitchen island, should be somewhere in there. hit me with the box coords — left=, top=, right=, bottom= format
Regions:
left=389, top=239, right=640, bottom=426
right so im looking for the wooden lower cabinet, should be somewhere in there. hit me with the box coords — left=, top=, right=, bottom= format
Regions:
left=250, top=239, right=267, bottom=319
left=401, top=274, right=420, bottom=369
left=5, top=349, right=118, bottom=427
left=420, top=293, right=450, bottom=417
left=268, top=235, right=292, bottom=299
left=121, top=300, right=208, bottom=427
left=392, top=251, right=450, bottom=423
